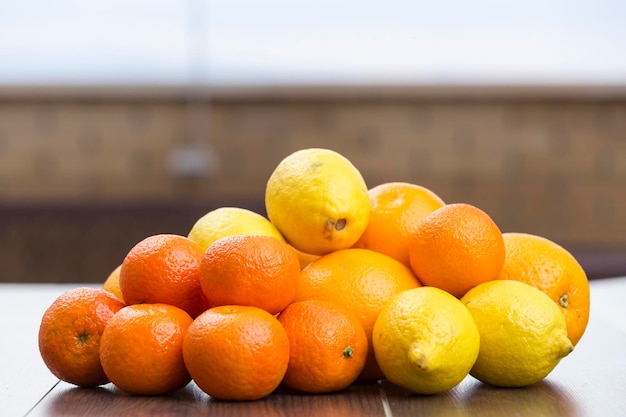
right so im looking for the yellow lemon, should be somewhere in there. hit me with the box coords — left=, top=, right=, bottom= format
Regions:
left=187, top=207, right=284, bottom=252
left=265, top=148, right=370, bottom=255
left=103, top=264, right=124, bottom=303
left=372, top=287, right=480, bottom=394
left=461, top=280, right=574, bottom=387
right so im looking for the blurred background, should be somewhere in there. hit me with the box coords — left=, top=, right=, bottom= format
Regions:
left=1, top=0, right=625, bottom=283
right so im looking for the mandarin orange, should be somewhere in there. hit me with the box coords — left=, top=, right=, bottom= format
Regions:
left=409, top=203, right=505, bottom=298
left=120, top=234, right=208, bottom=318
left=99, top=303, right=193, bottom=395
left=199, top=235, right=300, bottom=314
left=183, top=305, right=290, bottom=401
left=353, top=182, right=445, bottom=267
left=496, top=232, right=590, bottom=345
left=294, top=248, right=421, bottom=381
left=278, top=299, right=368, bottom=393
left=38, top=287, right=124, bottom=387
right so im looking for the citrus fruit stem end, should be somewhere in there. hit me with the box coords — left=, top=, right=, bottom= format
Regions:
left=343, top=346, right=354, bottom=358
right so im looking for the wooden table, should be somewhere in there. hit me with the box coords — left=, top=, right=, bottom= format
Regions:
left=2, top=277, right=625, bottom=417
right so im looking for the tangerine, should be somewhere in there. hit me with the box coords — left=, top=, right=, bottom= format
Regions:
left=38, top=287, right=124, bottom=387
left=277, top=300, right=368, bottom=393
left=199, top=235, right=300, bottom=314
left=409, top=203, right=505, bottom=298
left=353, top=182, right=445, bottom=267
left=183, top=305, right=290, bottom=401
left=120, top=234, right=208, bottom=318
left=99, top=303, right=193, bottom=395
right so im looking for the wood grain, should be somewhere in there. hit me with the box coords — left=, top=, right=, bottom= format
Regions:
left=27, top=382, right=385, bottom=417
left=381, top=378, right=583, bottom=417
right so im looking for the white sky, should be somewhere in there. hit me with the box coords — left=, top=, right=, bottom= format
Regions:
left=1, top=0, right=625, bottom=85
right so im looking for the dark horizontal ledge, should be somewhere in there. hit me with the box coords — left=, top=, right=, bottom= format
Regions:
left=2, top=83, right=626, bottom=102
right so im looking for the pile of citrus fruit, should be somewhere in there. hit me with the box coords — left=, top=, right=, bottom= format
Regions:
left=38, top=147, right=590, bottom=400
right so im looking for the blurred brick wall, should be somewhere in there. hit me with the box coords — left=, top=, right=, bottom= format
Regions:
left=0, top=86, right=625, bottom=282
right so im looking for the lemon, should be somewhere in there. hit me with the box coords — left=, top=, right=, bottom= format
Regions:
left=187, top=207, right=284, bottom=252
left=265, top=148, right=370, bottom=255
left=372, top=287, right=480, bottom=394
left=461, top=280, right=574, bottom=387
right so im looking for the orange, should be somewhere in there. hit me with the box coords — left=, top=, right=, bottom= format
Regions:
left=409, top=203, right=505, bottom=298
left=99, top=303, right=193, bottom=395
left=278, top=300, right=368, bottom=393
left=120, top=234, right=208, bottom=318
left=102, top=264, right=124, bottom=303
left=496, top=232, right=590, bottom=345
left=183, top=305, right=290, bottom=401
left=199, top=235, right=300, bottom=314
left=38, top=287, right=124, bottom=387
left=353, top=182, right=445, bottom=267
left=294, top=248, right=421, bottom=381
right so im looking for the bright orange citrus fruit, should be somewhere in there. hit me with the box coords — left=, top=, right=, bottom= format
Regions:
left=38, top=287, right=125, bottom=387
left=99, top=303, right=193, bottom=395
left=409, top=203, right=505, bottom=298
left=120, top=234, right=208, bottom=318
left=353, top=182, right=445, bottom=267
left=183, top=305, right=290, bottom=401
left=199, top=235, right=300, bottom=314
left=278, top=299, right=368, bottom=393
